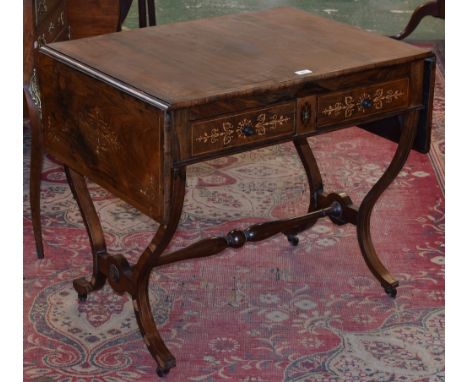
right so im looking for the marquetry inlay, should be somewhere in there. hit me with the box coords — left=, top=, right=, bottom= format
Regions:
left=322, top=88, right=405, bottom=118
left=195, top=113, right=291, bottom=145
left=58, top=11, right=65, bottom=26
left=317, top=78, right=410, bottom=128
left=36, top=0, right=48, bottom=16
left=79, top=108, right=120, bottom=155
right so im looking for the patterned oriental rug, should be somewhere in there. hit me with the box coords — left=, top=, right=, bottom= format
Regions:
left=23, top=65, right=445, bottom=381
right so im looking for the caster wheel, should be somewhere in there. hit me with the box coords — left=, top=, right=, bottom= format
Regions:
left=287, top=234, right=299, bottom=246
left=384, top=286, right=397, bottom=298
left=156, top=366, right=170, bottom=378
left=78, top=294, right=87, bottom=302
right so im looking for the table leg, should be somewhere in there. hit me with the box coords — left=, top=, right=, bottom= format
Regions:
left=357, top=111, right=419, bottom=297
left=64, top=166, right=107, bottom=301
left=131, top=168, right=187, bottom=377
left=61, top=107, right=417, bottom=375
left=284, top=137, right=324, bottom=246
left=64, top=163, right=186, bottom=376
left=24, top=87, right=45, bottom=259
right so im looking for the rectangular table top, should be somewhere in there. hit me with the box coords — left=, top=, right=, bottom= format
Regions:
left=42, top=7, right=431, bottom=109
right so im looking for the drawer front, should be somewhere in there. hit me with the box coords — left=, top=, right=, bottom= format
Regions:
left=317, top=78, right=409, bottom=128
left=36, top=1, right=68, bottom=47
left=191, top=102, right=295, bottom=156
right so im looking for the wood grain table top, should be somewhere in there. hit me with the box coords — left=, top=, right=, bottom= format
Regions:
left=43, top=7, right=432, bottom=109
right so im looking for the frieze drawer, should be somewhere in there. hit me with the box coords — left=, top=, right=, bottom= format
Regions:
left=191, top=102, right=296, bottom=156
left=317, top=78, right=409, bottom=128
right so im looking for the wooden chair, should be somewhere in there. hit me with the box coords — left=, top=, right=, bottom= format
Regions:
left=120, top=0, right=156, bottom=28
left=26, top=0, right=156, bottom=258
left=392, top=0, right=445, bottom=40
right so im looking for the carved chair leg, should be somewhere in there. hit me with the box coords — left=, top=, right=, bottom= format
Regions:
left=131, top=168, right=186, bottom=376
left=118, top=0, right=133, bottom=30
left=146, top=0, right=157, bottom=26
left=24, top=87, right=45, bottom=259
left=357, top=111, right=419, bottom=297
left=137, top=0, right=156, bottom=28
left=64, top=166, right=107, bottom=301
left=29, top=115, right=45, bottom=259
left=285, top=137, right=324, bottom=245
left=391, top=0, right=441, bottom=40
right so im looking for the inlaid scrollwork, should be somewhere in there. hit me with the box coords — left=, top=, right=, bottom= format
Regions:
left=254, top=113, right=291, bottom=135
left=58, top=11, right=65, bottom=26
left=78, top=108, right=120, bottom=155
left=196, top=122, right=235, bottom=145
left=36, top=0, right=48, bottom=16
left=195, top=113, right=291, bottom=145
left=322, top=87, right=405, bottom=118
left=37, top=33, right=47, bottom=48
left=372, top=88, right=404, bottom=109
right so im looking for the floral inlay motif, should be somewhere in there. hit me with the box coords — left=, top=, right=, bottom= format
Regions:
left=48, top=20, right=55, bottom=33
left=37, top=33, right=47, bottom=47
left=195, top=113, right=291, bottom=146
left=322, top=87, right=405, bottom=118
left=78, top=107, right=119, bottom=155
left=36, top=0, right=48, bottom=15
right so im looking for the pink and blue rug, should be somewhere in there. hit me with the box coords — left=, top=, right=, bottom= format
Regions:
left=23, top=66, right=444, bottom=381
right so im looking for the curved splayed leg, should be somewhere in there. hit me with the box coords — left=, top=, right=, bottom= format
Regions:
left=131, top=168, right=186, bottom=376
left=357, top=111, right=419, bottom=297
left=284, top=137, right=324, bottom=245
left=64, top=166, right=107, bottom=301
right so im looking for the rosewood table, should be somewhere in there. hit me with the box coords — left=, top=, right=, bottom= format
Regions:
left=37, top=7, right=435, bottom=377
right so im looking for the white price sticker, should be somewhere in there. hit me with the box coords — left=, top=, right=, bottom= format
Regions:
left=295, top=69, right=313, bottom=75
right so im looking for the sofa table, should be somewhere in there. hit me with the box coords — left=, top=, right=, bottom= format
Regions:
left=37, top=7, right=435, bottom=377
